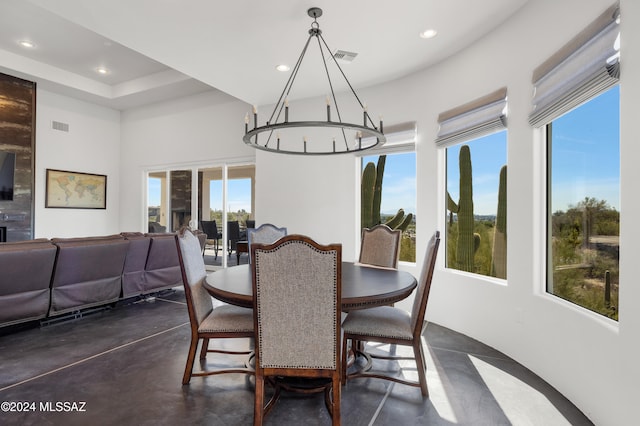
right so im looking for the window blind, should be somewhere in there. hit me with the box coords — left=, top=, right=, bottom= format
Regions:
left=435, top=87, right=507, bottom=147
left=359, top=121, right=416, bottom=155
left=529, top=2, right=620, bottom=127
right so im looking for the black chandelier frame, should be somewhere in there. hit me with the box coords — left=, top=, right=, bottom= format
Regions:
left=243, top=7, right=386, bottom=155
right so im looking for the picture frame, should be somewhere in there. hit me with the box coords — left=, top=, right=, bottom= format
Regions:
left=45, top=169, right=107, bottom=209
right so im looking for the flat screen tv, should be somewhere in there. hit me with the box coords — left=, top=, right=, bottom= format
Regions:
left=0, top=151, right=16, bottom=201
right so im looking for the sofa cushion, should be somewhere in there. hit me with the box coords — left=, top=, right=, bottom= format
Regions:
left=0, top=239, right=57, bottom=326
left=143, top=233, right=182, bottom=293
left=120, top=233, right=152, bottom=298
left=49, top=235, right=129, bottom=316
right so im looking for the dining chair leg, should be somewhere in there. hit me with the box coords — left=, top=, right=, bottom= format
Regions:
left=332, top=375, right=341, bottom=425
left=199, top=338, right=209, bottom=359
left=254, top=375, right=265, bottom=426
left=182, top=335, right=199, bottom=385
left=414, top=340, right=428, bottom=397
left=341, top=337, right=348, bottom=385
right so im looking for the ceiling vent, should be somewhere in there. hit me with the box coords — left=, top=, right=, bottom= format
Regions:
left=333, top=50, right=358, bottom=63
left=52, top=121, right=69, bottom=132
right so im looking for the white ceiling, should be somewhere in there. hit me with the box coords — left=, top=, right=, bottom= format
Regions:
left=0, top=0, right=529, bottom=110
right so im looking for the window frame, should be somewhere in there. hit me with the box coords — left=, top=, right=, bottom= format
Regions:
left=442, top=129, right=508, bottom=281
left=544, top=85, right=620, bottom=321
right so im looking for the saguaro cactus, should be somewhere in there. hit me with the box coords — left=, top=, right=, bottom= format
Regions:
left=361, top=155, right=413, bottom=232
left=361, top=156, right=385, bottom=229
left=491, top=165, right=507, bottom=279
left=384, top=208, right=414, bottom=232
left=447, top=145, right=479, bottom=272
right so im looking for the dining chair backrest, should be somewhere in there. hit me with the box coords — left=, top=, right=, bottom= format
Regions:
left=251, top=234, right=341, bottom=370
left=251, top=234, right=342, bottom=424
left=410, top=230, right=440, bottom=337
left=176, top=228, right=212, bottom=326
left=359, top=224, right=402, bottom=269
left=246, top=224, right=287, bottom=262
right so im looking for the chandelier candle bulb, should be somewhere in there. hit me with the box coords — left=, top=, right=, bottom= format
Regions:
left=380, top=115, right=384, bottom=133
left=333, top=137, right=336, bottom=152
left=285, top=99, right=289, bottom=122
left=326, top=96, right=331, bottom=121
left=304, top=136, right=307, bottom=153
left=363, top=104, right=368, bottom=126
left=245, top=113, right=249, bottom=133
left=253, top=106, right=258, bottom=129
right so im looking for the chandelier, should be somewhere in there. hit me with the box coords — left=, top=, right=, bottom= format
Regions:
left=243, top=7, right=386, bottom=155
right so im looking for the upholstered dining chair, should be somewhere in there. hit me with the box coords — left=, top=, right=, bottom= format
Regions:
left=251, top=235, right=342, bottom=426
left=342, top=230, right=440, bottom=396
left=246, top=223, right=287, bottom=262
left=358, top=224, right=402, bottom=269
left=200, top=220, right=222, bottom=259
left=175, top=228, right=254, bottom=385
left=354, top=224, right=403, bottom=352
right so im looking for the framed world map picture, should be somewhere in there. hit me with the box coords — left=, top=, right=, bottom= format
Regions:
left=45, top=169, right=107, bottom=209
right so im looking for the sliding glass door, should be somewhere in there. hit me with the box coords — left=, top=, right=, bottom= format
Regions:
left=147, top=163, right=255, bottom=268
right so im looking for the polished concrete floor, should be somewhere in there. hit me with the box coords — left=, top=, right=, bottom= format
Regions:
left=0, top=288, right=592, bottom=425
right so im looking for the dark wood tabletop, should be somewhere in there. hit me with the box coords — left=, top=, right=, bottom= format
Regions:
left=204, top=262, right=417, bottom=310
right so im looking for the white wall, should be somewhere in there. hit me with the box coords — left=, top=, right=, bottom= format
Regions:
left=255, top=149, right=358, bottom=258
left=119, top=90, right=254, bottom=232
left=253, top=0, right=636, bottom=424
left=34, top=89, right=121, bottom=238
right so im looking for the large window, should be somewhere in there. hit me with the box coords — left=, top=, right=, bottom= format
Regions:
left=547, top=86, right=620, bottom=320
left=361, top=152, right=416, bottom=262
left=530, top=3, right=620, bottom=319
left=445, top=131, right=507, bottom=278
left=438, top=88, right=508, bottom=279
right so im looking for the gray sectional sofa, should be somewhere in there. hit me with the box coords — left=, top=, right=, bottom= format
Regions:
left=0, top=231, right=206, bottom=329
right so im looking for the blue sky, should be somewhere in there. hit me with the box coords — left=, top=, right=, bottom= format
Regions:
left=363, top=153, right=416, bottom=216
left=209, top=178, right=252, bottom=212
left=550, top=85, right=620, bottom=212
left=148, top=177, right=252, bottom=212
left=445, top=85, right=619, bottom=216
left=446, top=132, right=507, bottom=216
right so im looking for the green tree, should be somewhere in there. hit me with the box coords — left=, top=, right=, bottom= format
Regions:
left=550, top=197, right=619, bottom=320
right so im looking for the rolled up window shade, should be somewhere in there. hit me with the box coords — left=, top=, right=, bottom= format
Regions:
left=435, top=87, right=507, bottom=147
left=529, top=2, right=620, bottom=127
left=359, top=121, right=416, bottom=155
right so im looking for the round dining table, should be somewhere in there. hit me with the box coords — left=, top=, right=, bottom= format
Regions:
left=204, top=262, right=417, bottom=310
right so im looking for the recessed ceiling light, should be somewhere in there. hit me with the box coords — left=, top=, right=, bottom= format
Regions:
left=419, top=29, right=438, bottom=39
left=95, top=67, right=110, bottom=75
left=276, top=64, right=290, bottom=72
left=18, top=40, right=35, bottom=48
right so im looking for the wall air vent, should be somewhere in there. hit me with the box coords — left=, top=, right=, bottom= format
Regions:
left=52, top=121, right=69, bottom=132
left=333, top=50, right=358, bottom=63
